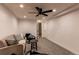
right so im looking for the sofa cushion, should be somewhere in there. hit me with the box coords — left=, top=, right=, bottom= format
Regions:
left=14, top=34, right=23, bottom=41
left=0, top=40, right=7, bottom=48
left=5, top=35, right=18, bottom=46
left=6, top=40, right=17, bottom=46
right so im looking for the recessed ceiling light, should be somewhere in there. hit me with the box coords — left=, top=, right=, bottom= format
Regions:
left=19, top=4, right=24, bottom=8
left=24, top=15, right=27, bottom=18
left=53, top=9, right=56, bottom=12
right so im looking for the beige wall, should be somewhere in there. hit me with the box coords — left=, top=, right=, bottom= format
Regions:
left=42, top=10, right=79, bottom=54
left=0, top=4, right=36, bottom=39
left=0, top=4, right=18, bottom=39
left=18, top=19, right=36, bottom=36
left=0, top=3, right=79, bottom=54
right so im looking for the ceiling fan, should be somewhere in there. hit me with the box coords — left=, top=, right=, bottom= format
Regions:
left=28, top=7, right=53, bottom=17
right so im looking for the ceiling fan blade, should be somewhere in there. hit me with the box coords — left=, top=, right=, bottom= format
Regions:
left=35, top=7, right=40, bottom=11
left=35, top=7, right=42, bottom=13
left=42, top=10, right=52, bottom=13
left=42, top=13, right=48, bottom=16
left=35, top=7, right=40, bottom=9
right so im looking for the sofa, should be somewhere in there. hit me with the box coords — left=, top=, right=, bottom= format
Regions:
left=0, top=34, right=24, bottom=55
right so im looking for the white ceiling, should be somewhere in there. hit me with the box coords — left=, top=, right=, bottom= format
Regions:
left=3, top=3, right=79, bottom=20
